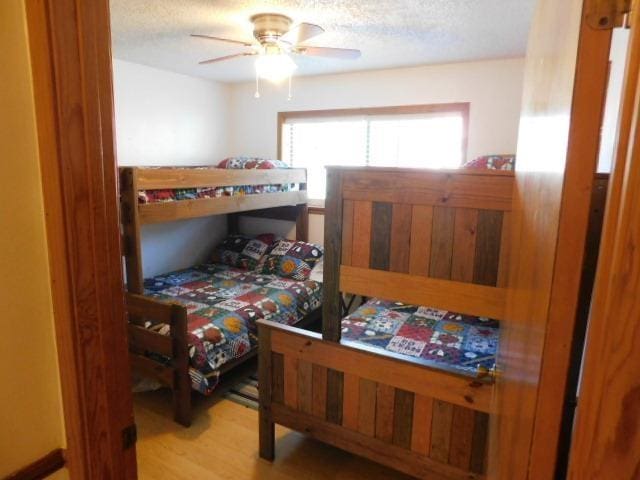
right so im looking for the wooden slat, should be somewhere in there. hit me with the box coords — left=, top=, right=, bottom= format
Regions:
left=430, top=400, right=454, bottom=464
left=341, top=199, right=355, bottom=266
left=392, top=389, right=415, bottom=449
left=473, top=210, right=503, bottom=286
left=451, top=209, right=478, bottom=282
left=375, top=384, right=395, bottom=443
left=297, top=360, right=313, bottom=414
left=265, top=320, right=494, bottom=412
left=138, top=191, right=307, bottom=224
left=125, top=293, right=175, bottom=324
left=136, top=167, right=307, bottom=189
left=497, top=211, right=511, bottom=287
left=129, top=353, right=174, bottom=388
left=340, top=266, right=506, bottom=320
left=342, top=373, right=360, bottom=430
left=271, top=403, right=485, bottom=480
left=312, top=364, right=328, bottom=419
left=127, top=324, right=172, bottom=356
left=351, top=201, right=373, bottom=268
left=283, top=356, right=299, bottom=410
left=326, top=369, right=344, bottom=425
left=390, top=203, right=412, bottom=273
left=370, top=202, right=392, bottom=270
left=411, top=394, right=434, bottom=455
left=430, top=207, right=456, bottom=279
left=342, top=169, right=514, bottom=211
left=409, top=205, right=433, bottom=276
left=357, top=379, right=377, bottom=437
left=271, top=352, right=284, bottom=404
left=258, top=324, right=275, bottom=460
left=470, top=412, right=489, bottom=474
left=449, top=406, right=476, bottom=470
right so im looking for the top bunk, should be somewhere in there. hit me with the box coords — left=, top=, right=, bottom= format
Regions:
left=119, top=163, right=307, bottom=225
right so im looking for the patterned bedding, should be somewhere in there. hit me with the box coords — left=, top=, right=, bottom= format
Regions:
left=341, top=298, right=499, bottom=377
left=143, top=263, right=322, bottom=394
left=138, top=183, right=298, bottom=204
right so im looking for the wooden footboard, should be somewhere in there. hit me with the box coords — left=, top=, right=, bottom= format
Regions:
left=258, top=320, right=492, bottom=480
left=125, top=293, right=191, bottom=426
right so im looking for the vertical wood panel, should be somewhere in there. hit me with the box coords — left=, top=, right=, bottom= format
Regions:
left=370, top=202, right=392, bottom=270
left=390, top=203, right=412, bottom=273
left=326, top=369, right=344, bottom=425
left=449, top=406, right=476, bottom=470
left=312, top=364, right=327, bottom=419
left=297, top=360, right=313, bottom=414
left=283, top=356, right=299, bottom=409
left=351, top=201, right=372, bottom=268
left=375, top=384, right=395, bottom=443
left=429, top=207, right=456, bottom=279
left=271, top=352, right=284, bottom=404
left=497, top=211, right=512, bottom=287
left=411, top=395, right=433, bottom=455
left=473, top=210, right=503, bottom=286
left=470, top=412, right=489, bottom=474
left=358, top=379, right=377, bottom=437
left=430, top=400, right=454, bottom=464
left=451, top=208, right=478, bottom=282
left=342, top=373, right=360, bottom=430
left=392, top=389, right=415, bottom=449
left=341, top=199, right=355, bottom=266
left=409, top=205, right=433, bottom=276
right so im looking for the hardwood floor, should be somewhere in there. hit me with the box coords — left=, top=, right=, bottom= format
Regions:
left=134, top=389, right=413, bottom=480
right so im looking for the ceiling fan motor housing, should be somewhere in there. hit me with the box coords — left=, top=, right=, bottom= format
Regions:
left=250, top=13, right=292, bottom=44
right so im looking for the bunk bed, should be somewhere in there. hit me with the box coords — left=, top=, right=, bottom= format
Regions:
left=119, top=165, right=321, bottom=427
left=258, top=166, right=513, bottom=480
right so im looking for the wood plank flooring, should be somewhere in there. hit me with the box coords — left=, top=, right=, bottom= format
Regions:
left=134, top=389, right=413, bottom=480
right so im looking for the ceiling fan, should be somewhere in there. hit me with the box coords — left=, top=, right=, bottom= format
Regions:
left=191, top=13, right=361, bottom=84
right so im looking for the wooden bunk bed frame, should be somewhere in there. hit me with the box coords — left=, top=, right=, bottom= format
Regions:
left=119, top=166, right=316, bottom=427
left=258, top=166, right=513, bottom=479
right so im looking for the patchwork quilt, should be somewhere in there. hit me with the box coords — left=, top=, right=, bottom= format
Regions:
left=143, top=263, right=322, bottom=394
left=341, top=298, right=499, bottom=377
left=138, top=183, right=297, bottom=204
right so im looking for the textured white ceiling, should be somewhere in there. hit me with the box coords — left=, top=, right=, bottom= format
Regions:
left=110, top=0, right=535, bottom=83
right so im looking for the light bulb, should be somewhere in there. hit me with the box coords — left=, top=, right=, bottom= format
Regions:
left=255, top=53, right=297, bottom=83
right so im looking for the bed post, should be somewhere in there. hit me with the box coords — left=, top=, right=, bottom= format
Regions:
left=258, top=323, right=275, bottom=459
left=322, top=168, right=343, bottom=342
left=295, top=204, right=309, bottom=242
left=171, top=304, right=191, bottom=427
left=120, top=167, right=143, bottom=294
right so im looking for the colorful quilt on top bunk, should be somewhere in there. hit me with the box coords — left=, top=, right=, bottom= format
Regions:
left=138, top=157, right=299, bottom=205
left=341, top=298, right=499, bottom=377
left=143, top=263, right=322, bottom=394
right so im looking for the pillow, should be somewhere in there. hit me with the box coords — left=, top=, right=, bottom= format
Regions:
left=462, top=155, right=515, bottom=171
left=258, top=240, right=324, bottom=281
left=212, top=234, right=271, bottom=270
left=217, top=157, right=290, bottom=169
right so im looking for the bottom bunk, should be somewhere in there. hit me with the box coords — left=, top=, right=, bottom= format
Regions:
left=127, top=262, right=322, bottom=426
left=258, top=304, right=496, bottom=480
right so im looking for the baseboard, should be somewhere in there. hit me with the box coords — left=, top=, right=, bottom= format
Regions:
left=4, top=449, right=65, bottom=480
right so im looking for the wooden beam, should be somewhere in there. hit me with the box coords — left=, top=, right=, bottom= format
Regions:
left=136, top=167, right=306, bottom=189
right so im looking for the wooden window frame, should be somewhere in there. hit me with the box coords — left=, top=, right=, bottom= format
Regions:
left=277, top=103, right=471, bottom=212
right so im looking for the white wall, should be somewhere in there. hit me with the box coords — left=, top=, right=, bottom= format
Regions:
left=598, top=28, right=630, bottom=173
left=228, top=58, right=525, bottom=161
left=229, top=57, right=525, bottom=245
left=113, top=59, right=230, bottom=276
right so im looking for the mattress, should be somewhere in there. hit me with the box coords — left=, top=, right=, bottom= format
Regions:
left=138, top=183, right=299, bottom=204
left=340, top=298, right=499, bottom=377
left=143, top=263, right=322, bottom=394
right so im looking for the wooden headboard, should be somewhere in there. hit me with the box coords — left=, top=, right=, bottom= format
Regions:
left=322, top=166, right=515, bottom=341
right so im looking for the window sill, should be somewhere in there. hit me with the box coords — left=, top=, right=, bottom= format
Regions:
left=308, top=205, right=325, bottom=215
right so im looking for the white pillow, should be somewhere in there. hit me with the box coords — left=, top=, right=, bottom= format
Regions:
left=309, top=257, right=324, bottom=283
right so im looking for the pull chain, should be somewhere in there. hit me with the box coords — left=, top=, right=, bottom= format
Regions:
left=287, top=74, right=293, bottom=101
left=254, top=71, right=260, bottom=99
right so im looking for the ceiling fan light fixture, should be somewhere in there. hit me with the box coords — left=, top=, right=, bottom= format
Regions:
left=255, top=53, right=297, bottom=83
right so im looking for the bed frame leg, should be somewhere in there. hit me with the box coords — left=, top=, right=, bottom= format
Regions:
left=173, top=371, right=192, bottom=427
left=171, top=304, right=192, bottom=427
left=259, top=410, right=275, bottom=460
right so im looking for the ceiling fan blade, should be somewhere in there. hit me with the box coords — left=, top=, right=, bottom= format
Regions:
left=191, top=34, right=254, bottom=47
left=198, top=52, right=256, bottom=65
left=282, top=22, right=325, bottom=45
left=295, top=46, right=361, bottom=60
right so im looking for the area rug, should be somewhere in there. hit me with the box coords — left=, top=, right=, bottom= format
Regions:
left=223, top=374, right=259, bottom=410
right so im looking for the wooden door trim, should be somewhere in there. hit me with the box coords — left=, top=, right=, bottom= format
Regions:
left=25, top=0, right=137, bottom=478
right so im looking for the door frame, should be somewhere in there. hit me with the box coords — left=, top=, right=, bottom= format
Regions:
left=25, top=0, right=136, bottom=478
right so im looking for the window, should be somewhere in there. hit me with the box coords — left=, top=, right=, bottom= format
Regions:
left=280, top=104, right=469, bottom=201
